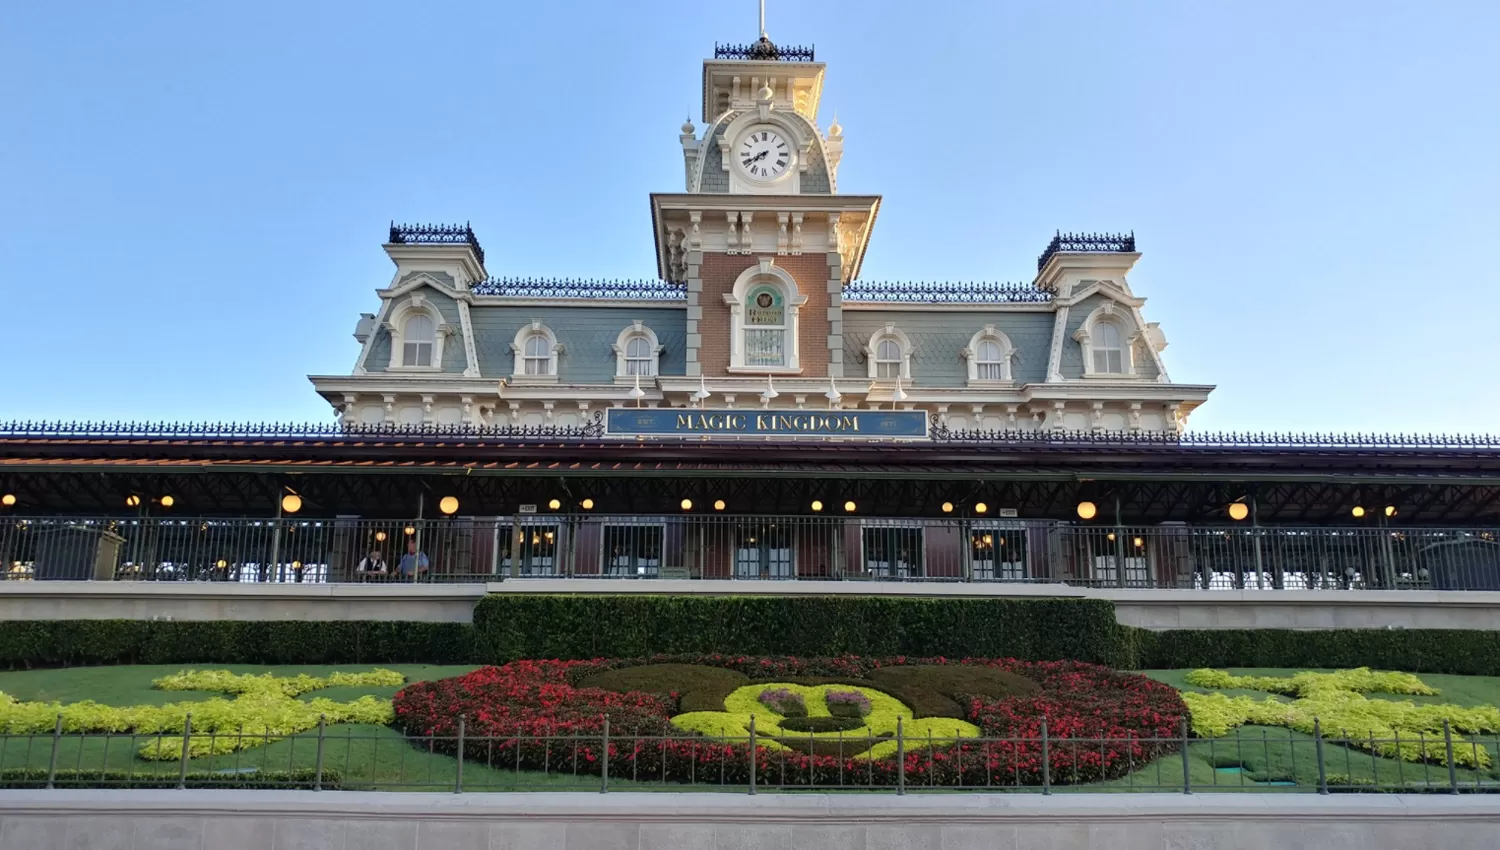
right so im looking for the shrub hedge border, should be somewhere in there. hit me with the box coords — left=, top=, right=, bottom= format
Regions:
left=0, top=595, right=1498, bottom=676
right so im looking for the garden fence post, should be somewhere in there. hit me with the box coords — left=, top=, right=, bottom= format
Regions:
left=896, top=716, right=906, bottom=796
left=600, top=715, right=609, bottom=794
left=45, top=715, right=62, bottom=790
left=455, top=715, right=465, bottom=794
left=1179, top=716, right=1191, bottom=795
left=314, top=714, right=326, bottom=792
left=748, top=715, right=757, bottom=796
left=1313, top=718, right=1328, bottom=794
left=1039, top=718, right=1051, bottom=796
left=177, top=713, right=193, bottom=790
left=1443, top=720, right=1458, bottom=794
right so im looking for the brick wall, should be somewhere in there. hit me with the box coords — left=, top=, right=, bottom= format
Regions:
left=698, top=252, right=832, bottom=377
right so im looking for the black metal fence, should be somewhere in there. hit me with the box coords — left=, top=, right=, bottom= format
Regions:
left=3, top=716, right=1497, bottom=793
left=2, top=515, right=1497, bottom=590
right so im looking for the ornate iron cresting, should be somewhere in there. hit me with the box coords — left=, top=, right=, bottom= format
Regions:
left=2, top=418, right=1498, bottom=450
left=844, top=280, right=1053, bottom=304
left=0, top=413, right=606, bottom=442
left=470, top=277, right=688, bottom=300
left=714, top=39, right=815, bottom=61
left=388, top=222, right=485, bottom=266
left=1036, top=231, right=1137, bottom=272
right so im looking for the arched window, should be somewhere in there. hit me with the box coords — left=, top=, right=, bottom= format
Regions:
left=975, top=340, right=1004, bottom=380
left=625, top=337, right=654, bottom=375
left=612, top=322, right=665, bottom=380
left=1092, top=321, right=1125, bottom=374
left=402, top=314, right=435, bottom=367
left=863, top=324, right=913, bottom=380
left=964, top=326, right=1015, bottom=383
left=522, top=334, right=551, bottom=375
left=725, top=260, right=807, bottom=373
left=511, top=322, right=560, bottom=380
left=874, top=338, right=902, bottom=378
left=745, top=284, right=787, bottom=367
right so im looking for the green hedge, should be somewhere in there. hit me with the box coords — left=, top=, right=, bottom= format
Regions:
left=0, top=620, right=472, bottom=669
left=1134, top=628, right=1500, bottom=676
left=472, top=595, right=1133, bottom=667
left=4, top=597, right=1500, bottom=676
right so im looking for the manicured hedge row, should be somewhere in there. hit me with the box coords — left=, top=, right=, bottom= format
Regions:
left=4, top=597, right=1500, bottom=676
left=1133, top=628, right=1500, bottom=676
left=0, top=620, right=472, bottom=669
left=471, top=595, right=1133, bottom=667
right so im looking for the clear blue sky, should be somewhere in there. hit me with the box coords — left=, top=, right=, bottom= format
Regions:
left=3, top=1, right=1496, bottom=433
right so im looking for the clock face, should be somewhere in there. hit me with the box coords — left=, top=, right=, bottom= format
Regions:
left=738, top=129, right=791, bottom=180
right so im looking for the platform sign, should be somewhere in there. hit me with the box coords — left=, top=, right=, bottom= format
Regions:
left=605, top=408, right=929, bottom=440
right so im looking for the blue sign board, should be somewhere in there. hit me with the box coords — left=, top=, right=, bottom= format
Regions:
left=605, top=408, right=929, bottom=439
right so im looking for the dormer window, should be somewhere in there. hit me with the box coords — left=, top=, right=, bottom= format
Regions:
left=1092, top=321, right=1125, bottom=374
left=613, top=322, right=665, bottom=380
left=964, top=326, right=1015, bottom=383
left=511, top=322, right=561, bottom=381
left=874, top=339, right=901, bottom=378
left=1073, top=304, right=1139, bottom=378
left=863, top=324, right=913, bottom=380
left=385, top=295, right=447, bottom=372
left=522, top=334, right=551, bottom=375
left=402, top=314, right=434, bottom=367
left=974, top=341, right=1004, bottom=379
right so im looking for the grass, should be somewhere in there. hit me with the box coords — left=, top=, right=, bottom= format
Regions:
left=7, top=663, right=1500, bottom=792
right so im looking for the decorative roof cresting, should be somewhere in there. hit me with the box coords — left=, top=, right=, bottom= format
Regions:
left=388, top=222, right=485, bottom=266
left=1036, top=231, right=1136, bottom=272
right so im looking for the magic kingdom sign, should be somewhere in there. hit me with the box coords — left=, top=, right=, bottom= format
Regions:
left=605, top=408, right=930, bottom=440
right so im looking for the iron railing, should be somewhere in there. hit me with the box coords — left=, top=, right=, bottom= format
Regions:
left=387, top=222, right=484, bottom=265
left=2, top=515, right=1497, bottom=590
left=2, top=719, right=1496, bottom=793
left=469, top=277, right=687, bottom=300
left=5, top=420, right=1499, bottom=449
left=713, top=40, right=815, bottom=62
left=844, top=280, right=1053, bottom=304
left=1037, top=231, right=1137, bottom=272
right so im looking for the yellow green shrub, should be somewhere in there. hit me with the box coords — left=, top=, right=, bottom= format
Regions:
left=1182, top=668, right=1491, bottom=768
left=0, top=669, right=403, bottom=761
left=670, top=682, right=979, bottom=759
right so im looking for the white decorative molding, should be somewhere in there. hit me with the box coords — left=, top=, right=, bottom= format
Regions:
left=385, top=295, right=448, bottom=372
left=961, top=326, right=1017, bottom=384
left=722, top=259, right=808, bottom=374
left=611, top=321, right=665, bottom=380
left=1075, top=302, right=1139, bottom=379
left=862, top=323, right=913, bottom=380
left=509, top=321, right=562, bottom=384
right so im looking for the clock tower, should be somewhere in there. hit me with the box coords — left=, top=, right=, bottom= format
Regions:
left=653, top=27, right=880, bottom=385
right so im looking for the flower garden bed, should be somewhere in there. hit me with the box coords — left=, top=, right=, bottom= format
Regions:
left=391, top=655, right=1187, bottom=787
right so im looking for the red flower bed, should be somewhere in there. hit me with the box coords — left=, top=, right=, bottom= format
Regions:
left=392, top=655, right=1185, bottom=787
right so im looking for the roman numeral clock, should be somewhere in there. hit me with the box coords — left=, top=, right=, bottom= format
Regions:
left=739, top=129, right=791, bottom=182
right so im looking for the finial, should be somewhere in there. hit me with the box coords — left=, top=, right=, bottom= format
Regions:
left=828, top=111, right=843, bottom=137
left=680, top=117, right=695, bottom=136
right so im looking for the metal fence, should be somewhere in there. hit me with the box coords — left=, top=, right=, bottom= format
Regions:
left=2, top=515, right=1498, bottom=590
left=2, top=716, right=1497, bottom=794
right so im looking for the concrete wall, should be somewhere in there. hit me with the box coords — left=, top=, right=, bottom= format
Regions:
left=4, top=580, right=1500, bottom=630
left=1, top=790, right=1498, bottom=849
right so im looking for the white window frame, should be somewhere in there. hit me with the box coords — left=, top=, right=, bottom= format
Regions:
left=401, top=314, right=435, bottom=368
left=723, top=259, right=807, bottom=374
left=968, top=523, right=1028, bottom=581
left=612, top=321, right=665, bottom=381
left=863, top=324, right=913, bottom=381
left=731, top=520, right=796, bottom=579
left=1073, top=303, right=1139, bottom=378
left=385, top=294, right=449, bottom=372
left=510, top=321, right=562, bottom=383
left=962, top=326, right=1015, bottom=384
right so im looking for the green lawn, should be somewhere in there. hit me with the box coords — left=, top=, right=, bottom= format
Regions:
left=4, top=664, right=1500, bottom=793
